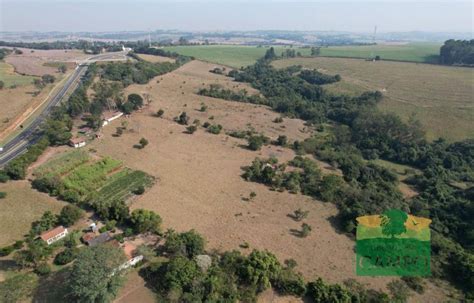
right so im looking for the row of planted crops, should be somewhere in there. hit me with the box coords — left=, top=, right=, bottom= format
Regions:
left=32, top=150, right=154, bottom=207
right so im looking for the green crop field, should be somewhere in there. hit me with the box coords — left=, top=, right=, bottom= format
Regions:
left=34, top=150, right=90, bottom=178
left=273, top=57, right=474, bottom=142
left=34, top=151, right=154, bottom=203
left=0, top=61, right=36, bottom=87
left=94, top=169, right=154, bottom=204
left=62, top=157, right=122, bottom=194
left=164, top=43, right=440, bottom=68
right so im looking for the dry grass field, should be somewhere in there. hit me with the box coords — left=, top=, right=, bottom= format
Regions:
left=4, top=48, right=89, bottom=76
left=86, top=60, right=451, bottom=301
left=273, top=57, right=474, bottom=142
left=0, top=181, right=66, bottom=246
left=137, top=54, right=175, bottom=63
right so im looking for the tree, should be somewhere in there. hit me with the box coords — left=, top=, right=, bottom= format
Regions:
left=41, top=74, right=55, bottom=84
left=0, top=273, right=39, bottom=303
left=162, top=256, right=202, bottom=291
left=291, top=208, right=309, bottom=221
left=58, top=205, right=84, bottom=227
left=31, top=211, right=58, bottom=235
left=387, top=280, right=411, bottom=303
left=94, top=199, right=129, bottom=222
left=300, top=223, right=312, bottom=237
left=307, top=278, right=353, bottom=303
left=248, top=135, right=265, bottom=151
left=127, top=93, right=143, bottom=110
left=380, top=209, right=408, bottom=238
left=58, top=64, right=67, bottom=73
left=0, top=192, right=6, bottom=199
left=177, top=112, right=189, bottom=125
left=240, top=250, right=282, bottom=291
left=276, top=135, right=288, bottom=146
left=67, top=245, right=127, bottom=303
left=139, top=137, right=149, bottom=148
left=54, top=247, right=79, bottom=265
left=0, top=80, right=4, bottom=89
left=130, top=209, right=162, bottom=234
left=156, top=109, right=164, bottom=117
left=264, top=47, right=277, bottom=61
left=43, top=118, right=72, bottom=145
left=186, top=125, right=197, bottom=134
left=164, top=229, right=205, bottom=258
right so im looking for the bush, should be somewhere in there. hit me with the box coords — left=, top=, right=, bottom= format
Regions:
left=275, top=135, right=288, bottom=146
left=207, top=124, right=222, bottom=134
left=139, top=138, right=149, bottom=148
left=105, top=220, right=117, bottom=231
left=34, top=263, right=51, bottom=276
left=0, top=170, right=10, bottom=183
left=176, top=112, right=189, bottom=125
left=199, top=104, right=208, bottom=112
left=247, top=134, right=270, bottom=151
left=13, top=241, right=24, bottom=250
left=0, top=246, right=14, bottom=257
left=186, top=125, right=197, bottom=134
left=54, top=248, right=78, bottom=265
left=401, top=277, right=425, bottom=294
left=156, top=109, right=164, bottom=117
left=202, top=122, right=211, bottom=128
left=292, top=209, right=309, bottom=221
left=273, top=269, right=306, bottom=296
left=58, top=205, right=84, bottom=227
left=0, top=192, right=6, bottom=199
left=164, top=229, right=205, bottom=258
left=273, top=117, right=284, bottom=123
left=300, top=223, right=312, bottom=237
left=134, top=185, right=145, bottom=195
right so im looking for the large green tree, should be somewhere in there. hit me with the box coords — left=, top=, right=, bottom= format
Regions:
left=67, top=245, right=127, bottom=303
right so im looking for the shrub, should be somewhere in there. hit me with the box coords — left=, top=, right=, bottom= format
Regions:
left=0, top=170, right=10, bottom=183
left=139, top=137, right=149, bottom=148
left=275, top=135, right=288, bottom=146
left=401, top=277, right=425, bottom=294
left=0, top=192, right=6, bottom=199
left=186, top=125, right=197, bottom=134
left=133, top=185, right=145, bottom=195
left=300, top=223, right=312, bottom=237
left=13, top=241, right=24, bottom=250
left=207, top=124, right=222, bottom=134
left=273, top=117, right=284, bottom=123
left=199, top=103, right=208, bottom=112
left=387, top=280, right=411, bottom=303
left=156, top=109, right=164, bottom=117
left=130, top=209, right=162, bottom=234
left=202, top=122, right=211, bottom=128
left=292, top=209, right=309, bottom=221
left=34, top=263, right=51, bottom=276
left=164, top=229, right=205, bottom=258
left=0, top=246, right=14, bottom=257
left=272, top=269, right=306, bottom=296
left=176, top=112, right=189, bottom=125
left=58, top=205, right=84, bottom=227
left=105, top=220, right=117, bottom=231
left=54, top=248, right=79, bottom=265
left=247, top=134, right=269, bottom=151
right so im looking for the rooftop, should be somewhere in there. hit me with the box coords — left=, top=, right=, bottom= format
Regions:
left=40, top=226, right=66, bottom=241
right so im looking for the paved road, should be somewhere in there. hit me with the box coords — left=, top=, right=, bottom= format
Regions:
left=0, top=51, right=128, bottom=167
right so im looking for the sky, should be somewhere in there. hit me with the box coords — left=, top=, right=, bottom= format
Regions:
left=0, top=0, right=472, bottom=33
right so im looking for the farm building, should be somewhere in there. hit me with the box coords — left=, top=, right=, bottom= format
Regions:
left=119, top=242, right=143, bottom=270
left=84, top=232, right=112, bottom=246
left=40, top=226, right=68, bottom=245
left=69, top=137, right=87, bottom=148
left=102, top=111, right=123, bottom=126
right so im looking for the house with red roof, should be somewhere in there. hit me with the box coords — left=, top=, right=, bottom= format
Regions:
left=40, top=226, right=68, bottom=245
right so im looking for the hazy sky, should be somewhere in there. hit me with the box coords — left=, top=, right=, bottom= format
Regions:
left=1, top=0, right=472, bottom=33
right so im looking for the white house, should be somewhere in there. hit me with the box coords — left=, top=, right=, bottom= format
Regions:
left=69, top=137, right=87, bottom=148
left=40, top=226, right=68, bottom=245
left=102, top=111, right=123, bottom=127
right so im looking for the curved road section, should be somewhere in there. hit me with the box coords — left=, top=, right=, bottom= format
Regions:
left=0, top=51, right=128, bottom=168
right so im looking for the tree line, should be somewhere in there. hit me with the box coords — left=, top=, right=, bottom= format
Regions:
left=219, top=47, right=473, bottom=298
left=439, top=39, right=474, bottom=66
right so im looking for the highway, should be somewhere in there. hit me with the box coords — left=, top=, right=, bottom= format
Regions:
left=0, top=51, right=128, bottom=168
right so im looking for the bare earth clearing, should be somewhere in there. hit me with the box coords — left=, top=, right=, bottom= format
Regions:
left=273, top=57, right=474, bottom=142
left=85, top=60, right=448, bottom=302
left=5, top=48, right=89, bottom=76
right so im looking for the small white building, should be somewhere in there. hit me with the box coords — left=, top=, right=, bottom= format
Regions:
left=102, top=111, right=123, bottom=127
left=40, top=226, right=68, bottom=245
left=69, top=137, right=87, bottom=148
left=119, top=242, right=143, bottom=270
